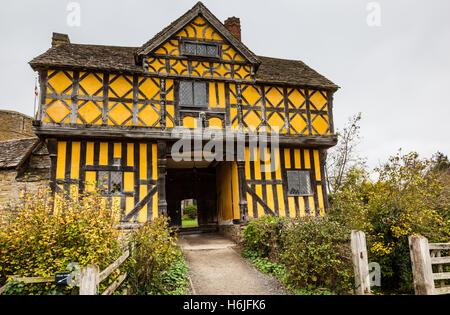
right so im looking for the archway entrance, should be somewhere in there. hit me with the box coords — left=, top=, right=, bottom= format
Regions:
left=166, top=158, right=218, bottom=230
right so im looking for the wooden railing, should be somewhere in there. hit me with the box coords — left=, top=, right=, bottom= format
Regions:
left=79, top=244, right=132, bottom=295
left=409, top=236, right=450, bottom=295
left=0, top=244, right=132, bottom=295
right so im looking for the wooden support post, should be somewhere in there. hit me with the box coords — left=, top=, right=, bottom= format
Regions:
left=409, top=235, right=435, bottom=295
left=351, top=230, right=371, bottom=295
left=157, top=140, right=167, bottom=217
left=79, top=264, right=99, bottom=295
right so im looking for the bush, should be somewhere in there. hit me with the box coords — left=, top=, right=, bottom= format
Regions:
left=243, top=215, right=287, bottom=260
left=0, top=187, right=122, bottom=295
left=280, top=217, right=353, bottom=294
left=126, top=217, right=188, bottom=295
left=183, top=205, right=198, bottom=220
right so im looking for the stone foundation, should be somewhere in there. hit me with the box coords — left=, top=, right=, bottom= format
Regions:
left=218, top=223, right=246, bottom=244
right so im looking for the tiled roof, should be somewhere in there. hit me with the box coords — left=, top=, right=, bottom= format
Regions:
left=29, top=43, right=338, bottom=90
left=0, top=138, right=39, bottom=169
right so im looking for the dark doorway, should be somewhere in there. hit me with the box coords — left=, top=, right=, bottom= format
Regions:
left=166, top=166, right=217, bottom=229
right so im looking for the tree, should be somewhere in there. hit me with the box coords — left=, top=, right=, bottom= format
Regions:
left=326, top=113, right=366, bottom=194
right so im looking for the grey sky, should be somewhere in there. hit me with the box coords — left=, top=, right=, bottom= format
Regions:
left=0, top=0, right=449, bottom=168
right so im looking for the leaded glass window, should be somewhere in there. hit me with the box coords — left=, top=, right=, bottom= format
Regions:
left=182, top=42, right=219, bottom=57
left=286, top=170, right=312, bottom=196
left=97, top=171, right=123, bottom=195
left=179, top=81, right=207, bottom=108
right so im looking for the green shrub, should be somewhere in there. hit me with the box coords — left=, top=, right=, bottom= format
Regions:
left=126, top=217, right=188, bottom=295
left=243, top=215, right=287, bottom=259
left=280, top=217, right=353, bottom=294
left=183, top=205, right=198, bottom=220
left=0, top=187, right=122, bottom=295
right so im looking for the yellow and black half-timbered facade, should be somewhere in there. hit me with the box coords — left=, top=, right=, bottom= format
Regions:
left=29, top=2, right=339, bottom=227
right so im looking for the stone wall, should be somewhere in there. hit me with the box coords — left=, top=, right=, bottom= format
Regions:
left=0, top=169, right=48, bottom=206
left=218, top=223, right=246, bottom=244
left=0, top=110, right=34, bottom=141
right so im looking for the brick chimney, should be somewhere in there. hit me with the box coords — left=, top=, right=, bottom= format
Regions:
left=51, top=33, right=70, bottom=47
left=224, top=17, right=241, bottom=41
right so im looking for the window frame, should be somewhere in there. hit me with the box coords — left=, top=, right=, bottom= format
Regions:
left=286, top=169, right=313, bottom=197
left=180, top=39, right=221, bottom=59
left=178, top=80, right=208, bottom=109
left=97, top=170, right=124, bottom=196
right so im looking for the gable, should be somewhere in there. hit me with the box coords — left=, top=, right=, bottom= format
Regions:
left=137, top=2, right=259, bottom=66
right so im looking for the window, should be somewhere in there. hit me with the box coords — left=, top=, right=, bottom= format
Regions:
left=286, top=170, right=312, bottom=196
left=179, top=81, right=207, bottom=108
left=98, top=171, right=122, bottom=195
left=182, top=42, right=219, bottom=57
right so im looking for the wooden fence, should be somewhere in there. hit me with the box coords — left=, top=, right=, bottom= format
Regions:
left=409, top=236, right=450, bottom=295
left=0, top=244, right=132, bottom=295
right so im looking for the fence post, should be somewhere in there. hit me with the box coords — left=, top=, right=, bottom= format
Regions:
left=408, top=235, right=434, bottom=295
left=79, top=264, right=99, bottom=295
left=351, top=230, right=371, bottom=295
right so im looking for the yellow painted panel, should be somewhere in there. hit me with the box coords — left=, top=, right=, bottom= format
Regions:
left=209, top=82, right=217, bottom=107
left=265, top=87, right=284, bottom=108
left=217, top=83, right=226, bottom=108
left=152, top=193, right=158, bottom=219
left=288, top=197, right=296, bottom=218
left=304, top=149, right=311, bottom=169
left=109, top=75, right=132, bottom=98
left=125, top=197, right=134, bottom=216
left=46, top=99, right=71, bottom=123
left=242, top=86, right=261, bottom=106
left=299, top=197, right=306, bottom=217
left=247, top=192, right=253, bottom=218
left=308, top=196, right=315, bottom=216
left=85, top=171, right=96, bottom=191
left=79, top=72, right=103, bottom=96
left=47, top=71, right=73, bottom=94
left=108, top=102, right=132, bottom=126
left=127, top=143, right=134, bottom=166
left=166, top=80, right=174, bottom=101
left=166, top=105, right=174, bottom=128
left=232, top=162, right=240, bottom=220
left=266, top=186, right=274, bottom=214
left=56, top=141, right=66, bottom=180
left=183, top=116, right=197, bottom=129
left=139, top=185, right=147, bottom=223
left=290, top=114, right=308, bottom=135
left=284, top=148, right=291, bottom=169
left=312, top=115, right=330, bottom=135
left=86, top=142, right=94, bottom=165
left=209, top=117, right=222, bottom=129
left=124, top=172, right=134, bottom=192
left=243, top=109, right=261, bottom=132
left=277, top=185, right=286, bottom=217
left=254, top=147, right=261, bottom=180
left=294, top=149, right=301, bottom=169
left=138, top=77, right=160, bottom=100
left=317, top=185, right=325, bottom=216
left=274, top=148, right=282, bottom=180
left=263, top=148, right=271, bottom=179
left=152, top=144, right=158, bottom=180
left=230, top=107, right=238, bottom=130
left=99, top=142, right=108, bottom=165
left=71, top=142, right=81, bottom=179
left=138, top=103, right=160, bottom=127
left=255, top=185, right=264, bottom=217
left=244, top=147, right=251, bottom=180
left=287, top=88, right=306, bottom=109
left=113, top=143, right=121, bottom=159
left=313, top=150, right=321, bottom=180
left=140, top=143, right=147, bottom=180
left=309, top=91, right=328, bottom=111
left=78, top=101, right=102, bottom=124
left=267, top=112, right=284, bottom=134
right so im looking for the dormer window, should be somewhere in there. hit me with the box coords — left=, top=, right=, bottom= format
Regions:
left=182, top=41, right=220, bottom=58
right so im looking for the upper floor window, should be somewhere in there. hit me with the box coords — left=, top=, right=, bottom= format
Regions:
left=182, top=41, right=219, bottom=58
left=179, top=81, right=207, bottom=108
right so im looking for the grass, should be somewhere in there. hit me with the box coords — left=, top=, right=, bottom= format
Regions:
left=182, top=218, right=198, bottom=228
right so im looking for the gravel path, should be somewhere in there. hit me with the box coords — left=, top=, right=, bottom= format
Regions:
left=178, top=233, right=287, bottom=295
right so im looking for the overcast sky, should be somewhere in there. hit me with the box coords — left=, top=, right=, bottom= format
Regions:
left=0, top=0, right=449, bottom=168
